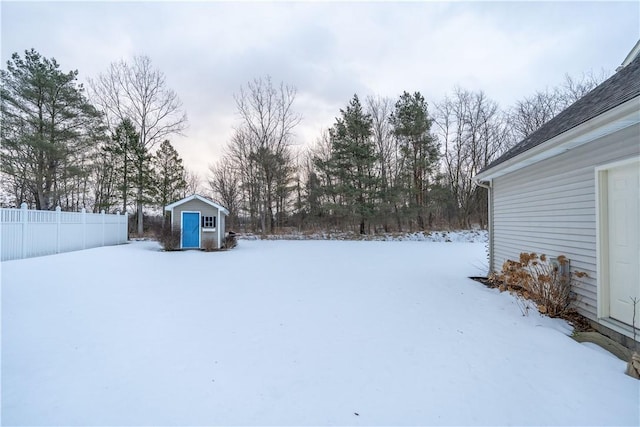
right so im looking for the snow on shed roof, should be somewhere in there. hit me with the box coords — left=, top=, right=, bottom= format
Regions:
left=165, top=194, right=230, bottom=215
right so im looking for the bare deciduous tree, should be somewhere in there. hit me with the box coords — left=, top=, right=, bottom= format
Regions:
left=561, top=70, right=606, bottom=104
left=226, top=76, right=301, bottom=233
left=508, top=88, right=562, bottom=141
left=183, top=169, right=202, bottom=197
left=208, top=157, right=241, bottom=230
left=435, top=88, right=510, bottom=228
left=509, top=72, right=605, bottom=141
left=89, top=55, right=187, bottom=234
left=366, top=96, right=399, bottom=230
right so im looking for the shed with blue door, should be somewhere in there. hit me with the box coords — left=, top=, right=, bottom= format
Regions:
left=165, top=195, right=230, bottom=249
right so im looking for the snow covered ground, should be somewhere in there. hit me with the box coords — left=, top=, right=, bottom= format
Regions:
left=2, top=239, right=638, bottom=426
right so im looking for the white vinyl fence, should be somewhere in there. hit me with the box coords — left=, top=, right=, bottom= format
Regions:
left=1, top=203, right=128, bottom=261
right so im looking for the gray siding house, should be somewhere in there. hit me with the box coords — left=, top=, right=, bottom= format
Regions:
left=165, top=195, right=229, bottom=250
left=474, top=43, right=640, bottom=343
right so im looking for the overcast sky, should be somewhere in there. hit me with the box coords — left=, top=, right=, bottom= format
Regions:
left=2, top=1, right=639, bottom=180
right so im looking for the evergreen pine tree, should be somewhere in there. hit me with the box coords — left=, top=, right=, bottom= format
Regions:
left=153, top=140, right=187, bottom=222
left=1, top=49, right=103, bottom=209
left=324, top=94, right=380, bottom=234
left=105, top=119, right=139, bottom=213
left=390, top=91, right=439, bottom=229
left=131, top=139, right=155, bottom=231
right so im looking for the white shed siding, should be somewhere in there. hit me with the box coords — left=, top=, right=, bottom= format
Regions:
left=492, top=123, right=640, bottom=321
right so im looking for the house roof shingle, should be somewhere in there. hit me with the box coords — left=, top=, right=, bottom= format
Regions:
left=479, top=53, right=640, bottom=174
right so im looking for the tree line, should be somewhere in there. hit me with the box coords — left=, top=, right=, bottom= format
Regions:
left=210, top=72, right=602, bottom=233
left=1, top=49, right=603, bottom=235
left=0, top=49, right=194, bottom=234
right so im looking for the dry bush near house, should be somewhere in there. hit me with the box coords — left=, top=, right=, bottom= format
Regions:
left=490, top=253, right=588, bottom=318
left=224, top=233, right=238, bottom=249
left=626, top=352, right=640, bottom=379
left=157, top=226, right=181, bottom=251
left=202, top=238, right=216, bottom=252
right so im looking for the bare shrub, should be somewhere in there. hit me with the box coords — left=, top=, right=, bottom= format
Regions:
left=202, top=238, right=216, bottom=252
left=490, top=253, right=588, bottom=317
left=514, top=293, right=534, bottom=317
left=224, top=232, right=238, bottom=249
left=158, top=226, right=181, bottom=251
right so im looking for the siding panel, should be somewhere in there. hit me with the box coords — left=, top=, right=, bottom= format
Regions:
left=491, top=123, right=640, bottom=321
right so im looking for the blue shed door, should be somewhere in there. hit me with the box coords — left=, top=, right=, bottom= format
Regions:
left=182, top=212, right=200, bottom=248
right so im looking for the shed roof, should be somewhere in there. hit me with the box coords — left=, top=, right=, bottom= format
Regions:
left=478, top=49, right=640, bottom=177
left=165, top=194, right=230, bottom=215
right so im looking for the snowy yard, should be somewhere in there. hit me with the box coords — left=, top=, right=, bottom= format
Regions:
left=1, top=238, right=638, bottom=426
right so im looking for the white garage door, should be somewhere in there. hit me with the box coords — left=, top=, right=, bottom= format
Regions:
left=608, top=160, right=640, bottom=326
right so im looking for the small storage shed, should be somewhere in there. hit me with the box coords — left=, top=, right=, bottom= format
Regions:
left=474, top=41, right=640, bottom=344
left=165, top=195, right=229, bottom=250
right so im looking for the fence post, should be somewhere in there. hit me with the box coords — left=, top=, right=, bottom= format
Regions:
left=101, top=210, right=106, bottom=247
left=124, top=212, right=129, bottom=242
left=115, top=210, right=121, bottom=244
left=81, top=208, right=86, bottom=249
left=21, top=202, right=28, bottom=259
left=56, top=206, right=61, bottom=254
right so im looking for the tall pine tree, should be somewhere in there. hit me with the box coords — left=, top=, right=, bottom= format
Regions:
left=131, top=138, right=155, bottom=230
left=390, top=91, right=439, bottom=229
left=1, top=49, right=103, bottom=209
left=153, top=139, right=186, bottom=222
left=320, top=95, right=380, bottom=234
left=106, top=118, right=138, bottom=213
